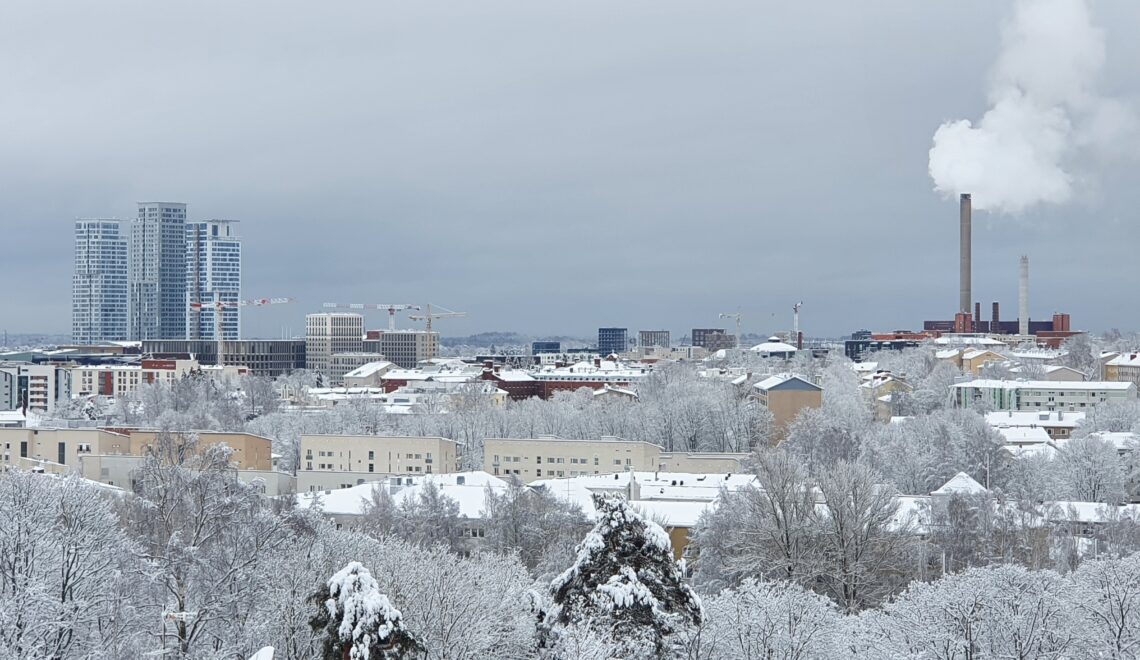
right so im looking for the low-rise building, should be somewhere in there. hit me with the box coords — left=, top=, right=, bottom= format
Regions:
left=752, top=373, right=823, bottom=443
left=953, top=379, right=1136, bottom=412
left=985, top=410, right=1085, bottom=441
left=328, top=352, right=387, bottom=387
left=1105, top=353, right=1140, bottom=387
left=342, top=361, right=394, bottom=388
left=297, top=434, right=461, bottom=491
left=483, top=436, right=747, bottom=483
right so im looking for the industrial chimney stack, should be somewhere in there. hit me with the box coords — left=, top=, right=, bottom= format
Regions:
left=960, top=194, right=972, bottom=315
left=1019, top=255, right=1029, bottom=336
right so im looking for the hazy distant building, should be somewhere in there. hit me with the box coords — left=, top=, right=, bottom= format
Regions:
left=531, top=341, right=561, bottom=355
left=306, top=313, right=364, bottom=378
left=129, top=202, right=187, bottom=340
left=141, top=339, right=306, bottom=378
left=72, top=219, right=128, bottom=343
left=186, top=220, right=241, bottom=340
left=597, top=327, right=628, bottom=356
left=684, top=328, right=729, bottom=351
left=638, top=330, right=670, bottom=349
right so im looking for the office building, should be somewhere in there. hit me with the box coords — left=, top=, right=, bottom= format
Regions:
left=306, top=313, right=364, bottom=378
left=532, top=341, right=561, bottom=355
left=638, top=330, right=671, bottom=349
left=130, top=202, right=187, bottom=340
left=363, top=330, right=439, bottom=369
left=597, top=327, right=628, bottom=356
left=692, top=328, right=734, bottom=350
left=72, top=219, right=128, bottom=343
left=186, top=219, right=241, bottom=340
left=141, top=339, right=306, bottom=378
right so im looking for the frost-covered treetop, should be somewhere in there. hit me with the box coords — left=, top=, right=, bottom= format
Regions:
left=324, top=562, right=409, bottom=660
left=545, top=493, right=702, bottom=656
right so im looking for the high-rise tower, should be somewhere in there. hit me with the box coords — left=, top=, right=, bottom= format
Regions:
left=186, top=220, right=242, bottom=340
left=129, top=202, right=187, bottom=340
left=72, top=219, right=128, bottom=342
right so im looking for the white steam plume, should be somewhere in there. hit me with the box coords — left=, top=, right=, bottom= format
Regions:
left=928, top=0, right=1135, bottom=214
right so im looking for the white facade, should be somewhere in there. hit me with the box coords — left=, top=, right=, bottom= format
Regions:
left=130, top=202, right=187, bottom=340
left=305, top=313, right=364, bottom=379
left=186, top=220, right=241, bottom=340
left=953, top=379, right=1137, bottom=412
left=72, top=219, right=128, bottom=342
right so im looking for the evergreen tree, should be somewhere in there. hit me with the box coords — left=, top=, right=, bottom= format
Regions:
left=542, top=494, right=702, bottom=658
left=311, top=562, right=423, bottom=660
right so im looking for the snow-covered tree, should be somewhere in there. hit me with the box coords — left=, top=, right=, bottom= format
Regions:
left=682, top=578, right=840, bottom=660
left=1071, top=554, right=1140, bottom=658
left=310, top=562, right=423, bottom=659
left=542, top=494, right=702, bottom=658
left=484, top=479, right=590, bottom=577
left=852, top=565, right=1077, bottom=659
left=1058, top=436, right=1127, bottom=503
left=0, top=472, right=143, bottom=658
left=814, top=461, right=915, bottom=612
left=691, top=449, right=817, bottom=591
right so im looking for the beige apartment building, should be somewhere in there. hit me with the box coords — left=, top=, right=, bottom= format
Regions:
left=484, top=437, right=748, bottom=483
left=298, top=434, right=460, bottom=491
left=0, top=428, right=275, bottom=490
left=752, top=374, right=823, bottom=444
left=1105, top=354, right=1140, bottom=387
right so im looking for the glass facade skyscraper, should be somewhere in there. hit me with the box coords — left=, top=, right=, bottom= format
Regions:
left=72, top=219, right=128, bottom=342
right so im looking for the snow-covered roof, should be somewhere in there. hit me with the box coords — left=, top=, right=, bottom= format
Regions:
left=630, top=500, right=712, bottom=528
left=932, top=336, right=1006, bottom=346
left=593, top=385, right=639, bottom=398
left=1003, top=443, right=1058, bottom=460
left=852, top=362, right=879, bottom=373
left=984, top=410, right=1085, bottom=428
left=995, top=426, right=1052, bottom=445
left=1107, top=353, right=1140, bottom=367
left=962, top=349, right=1006, bottom=361
left=1084, top=432, right=1140, bottom=452
left=491, top=370, right=535, bottom=382
left=749, top=337, right=798, bottom=354
left=931, top=472, right=988, bottom=496
left=953, top=379, right=1134, bottom=391
left=296, top=471, right=507, bottom=518
left=935, top=349, right=962, bottom=360
left=753, top=373, right=820, bottom=391
left=1039, top=501, right=1140, bottom=524
left=343, top=361, right=394, bottom=379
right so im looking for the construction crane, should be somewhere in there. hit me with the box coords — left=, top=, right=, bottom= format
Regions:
left=322, top=303, right=422, bottom=331
left=719, top=312, right=742, bottom=350
left=407, top=303, right=467, bottom=361
left=188, top=297, right=295, bottom=367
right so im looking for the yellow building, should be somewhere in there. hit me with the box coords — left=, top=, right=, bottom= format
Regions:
left=298, top=435, right=461, bottom=491
left=961, top=349, right=1009, bottom=375
left=484, top=436, right=747, bottom=483
left=752, top=374, right=823, bottom=444
left=1105, top=353, right=1140, bottom=387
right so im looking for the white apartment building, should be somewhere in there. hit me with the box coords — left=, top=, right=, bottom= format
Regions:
left=306, top=313, right=364, bottom=379
left=72, top=219, right=128, bottom=343
left=186, top=219, right=241, bottom=340
left=297, top=434, right=460, bottom=491
left=0, top=363, right=70, bottom=415
left=953, top=379, right=1137, bottom=412
left=68, top=358, right=246, bottom=398
left=483, top=436, right=747, bottom=483
left=130, top=202, right=187, bottom=340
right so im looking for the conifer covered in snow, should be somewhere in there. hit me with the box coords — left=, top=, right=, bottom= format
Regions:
left=310, top=562, right=422, bottom=660
left=543, top=493, right=702, bottom=658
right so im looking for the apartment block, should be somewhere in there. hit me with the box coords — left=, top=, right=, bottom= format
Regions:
left=328, top=352, right=387, bottom=387
left=1105, top=354, right=1140, bottom=388
left=297, top=434, right=460, bottom=491
left=597, top=327, right=628, bottom=356
left=186, top=219, right=241, bottom=340
left=72, top=219, right=128, bottom=343
left=0, top=363, right=71, bottom=415
left=130, top=202, right=188, bottom=340
left=483, top=437, right=747, bottom=483
left=953, top=379, right=1137, bottom=412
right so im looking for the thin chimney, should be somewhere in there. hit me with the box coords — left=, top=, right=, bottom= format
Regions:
left=1019, top=255, right=1029, bottom=336
left=960, top=193, right=972, bottom=315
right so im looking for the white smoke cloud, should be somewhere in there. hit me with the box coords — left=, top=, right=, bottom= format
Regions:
left=928, top=0, right=1136, bottom=214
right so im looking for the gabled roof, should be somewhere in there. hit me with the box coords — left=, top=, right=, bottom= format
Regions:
left=931, top=472, right=988, bottom=496
left=753, top=373, right=821, bottom=392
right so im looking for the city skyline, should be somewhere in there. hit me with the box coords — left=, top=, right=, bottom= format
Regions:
left=3, top=1, right=1139, bottom=339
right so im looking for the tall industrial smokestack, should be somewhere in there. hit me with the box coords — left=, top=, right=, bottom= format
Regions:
left=1019, top=255, right=1029, bottom=336
left=960, top=194, right=972, bottom=314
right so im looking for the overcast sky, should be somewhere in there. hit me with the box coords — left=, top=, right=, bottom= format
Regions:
left=2, top=1, right=1138, bottom=340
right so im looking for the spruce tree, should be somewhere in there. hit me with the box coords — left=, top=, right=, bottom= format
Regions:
left=543, top=494, right=702, bottom=658
left=310, top=562, right=423, bottom=659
